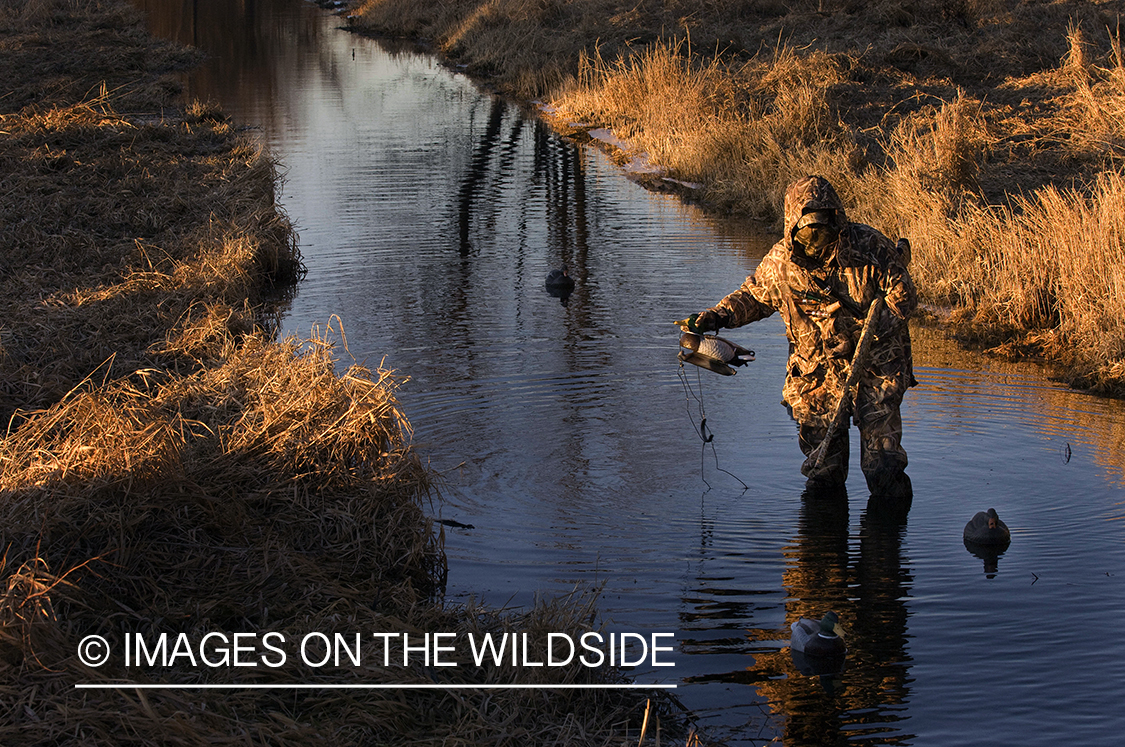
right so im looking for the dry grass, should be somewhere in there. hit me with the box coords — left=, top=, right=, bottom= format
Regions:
left=0, top=337, right=442, bottom=635
left=2, top=1, right=666, bottom=743
left=0, top=97, right=301, bottom=420
left=354, top=0, right=1125, bottom=393
left=0, top=0, right=198, bottom=114
left=930, top=174, right=1125, bottom=390
left=858, top=24, right=1125, bottom=392
left=557, top=39, right=852, bottom=217
left=2, top=324, right=658, bottom=742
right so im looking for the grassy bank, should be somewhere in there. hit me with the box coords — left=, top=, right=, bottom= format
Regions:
left=352, top=0, right=1125, bottom=393
left=0, top=1, right=662, bottom=743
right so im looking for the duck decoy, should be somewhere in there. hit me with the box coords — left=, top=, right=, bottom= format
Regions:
left=545, top=267, right=576, bottom=291
left=677, top=330, right=755, bottom=376
left=790, top=611, right=846, bottom=658
left=963, top=508, right=1011, bottom=546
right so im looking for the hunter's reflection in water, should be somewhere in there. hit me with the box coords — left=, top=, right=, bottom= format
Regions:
left=694, top=492, right=915, bottom=745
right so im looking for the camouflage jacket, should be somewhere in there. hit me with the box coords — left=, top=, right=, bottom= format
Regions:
left=708, top=177, right=917, bottom=423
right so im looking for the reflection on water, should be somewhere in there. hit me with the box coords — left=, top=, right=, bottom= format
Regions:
left=132, top=1, right=1125, bottom=744
left=703, top=495, right=914, bottom=746
left=910, top=324, right=1125, bottom=488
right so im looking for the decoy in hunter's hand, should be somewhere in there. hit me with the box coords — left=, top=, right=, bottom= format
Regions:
left=790, top=611, right=846, bottom=658
left=963, top=508, right=1011, bottom=546
left=675, top=314, right=755, bottom=376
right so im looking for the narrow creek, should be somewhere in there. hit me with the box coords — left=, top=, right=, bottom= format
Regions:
left=134, top=1, right=1125, bottom=744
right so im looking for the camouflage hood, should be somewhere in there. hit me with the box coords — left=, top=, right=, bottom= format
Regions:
left=783, top=176, right=848, bottom=265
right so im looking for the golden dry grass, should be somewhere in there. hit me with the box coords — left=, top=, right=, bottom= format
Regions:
left=558, top=39, right=853, bottom=217
left=0, top=97, right=301, bottom=420
left=353, top=0, right=1125, bottom=393
left=2, top=334, right=663, bottom=744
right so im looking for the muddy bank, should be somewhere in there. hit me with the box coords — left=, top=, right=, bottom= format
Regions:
left=0, top=1, right=660, bottom=743
left=349, top=0, right=1125, bottom=395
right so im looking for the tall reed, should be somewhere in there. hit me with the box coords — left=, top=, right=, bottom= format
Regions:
left=558, top=39, right=853, bottom=216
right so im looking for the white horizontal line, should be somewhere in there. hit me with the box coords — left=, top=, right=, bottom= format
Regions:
left=74, top=683, right=676, bottom=690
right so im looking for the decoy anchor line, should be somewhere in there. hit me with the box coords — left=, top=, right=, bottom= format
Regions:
left=677, top=361, right=749, bottom=492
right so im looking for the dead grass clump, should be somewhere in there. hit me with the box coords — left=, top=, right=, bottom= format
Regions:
left=0, top=97, right=302, bottom=420
left=1, top=335, right=452, bottom=743
left=1, top=334, right=442, bottom=613
left=0, top=556, right=62, bottom=651
left=884, top=92, right=991, bottom=199
left=1056, top=24, right=1125, bottom=162
left=704, top=44, right=855, bottom=218
left=555, top=39, right=852, bottom=218
left=561, top=39, right=738, bottom=169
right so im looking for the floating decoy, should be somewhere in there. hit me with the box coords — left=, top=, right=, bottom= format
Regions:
left=678, top=331, right=755, bottom=376
left=545, top=267, right=576, bottom=291
left=790, top=611, right=846, bottom=658
left=963, top=508, right=1011, bottom=546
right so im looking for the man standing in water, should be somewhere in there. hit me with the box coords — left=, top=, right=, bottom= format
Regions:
left=690, top=176, right=917, bottom=499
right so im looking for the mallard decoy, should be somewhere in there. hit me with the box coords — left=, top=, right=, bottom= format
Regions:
left=545, top=267, right=576, bottom=291
left=964, top=508, right=1011, bottom=546
left=678, top=331, right=754, bottom=376
left=790, top=611, right=846, bottom=658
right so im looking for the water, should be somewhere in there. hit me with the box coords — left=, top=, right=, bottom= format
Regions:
left=133, top=1, right=1125, bottom=744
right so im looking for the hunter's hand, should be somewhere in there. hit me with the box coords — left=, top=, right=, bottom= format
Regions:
left=693, top=309, right=725, bottom=333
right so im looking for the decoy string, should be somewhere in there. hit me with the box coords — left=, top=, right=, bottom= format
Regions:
left=677, top=361, right=750, bottom=492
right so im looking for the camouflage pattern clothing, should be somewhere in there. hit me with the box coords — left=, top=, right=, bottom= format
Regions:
left=703, top=176, right=917, bottom=494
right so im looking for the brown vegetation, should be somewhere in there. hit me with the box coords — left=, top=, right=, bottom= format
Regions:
left=1, top=1, right=662, bottom=743
left=352, top=0, right=1125, bottom=393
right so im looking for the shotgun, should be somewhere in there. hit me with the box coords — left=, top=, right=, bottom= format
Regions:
left=807, top=294, right=885, bottom=471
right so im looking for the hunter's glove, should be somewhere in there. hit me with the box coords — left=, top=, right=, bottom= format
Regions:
left=692, top=309, right=728, bottom=333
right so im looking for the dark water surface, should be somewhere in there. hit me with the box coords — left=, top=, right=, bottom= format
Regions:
left=134, top=1, right=1125, bottom=744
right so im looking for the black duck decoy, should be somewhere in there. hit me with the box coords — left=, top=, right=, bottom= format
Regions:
left=964, top=507, right=1011, bottom=546
left=790, top=611, right=846, bottom=658
left=545, top=267, right=576, bottom=291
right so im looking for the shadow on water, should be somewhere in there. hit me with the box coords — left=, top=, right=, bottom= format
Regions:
left=131, top=1, right=1125, bottom=745
left=457, top=102, right=589, bottom=314
left=457, top=97, right=507, bottom=256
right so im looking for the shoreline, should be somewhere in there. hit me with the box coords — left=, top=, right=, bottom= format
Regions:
left=0, top=1, right=664, bottom=743
left=348, top=0, right=1125, bottom=396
